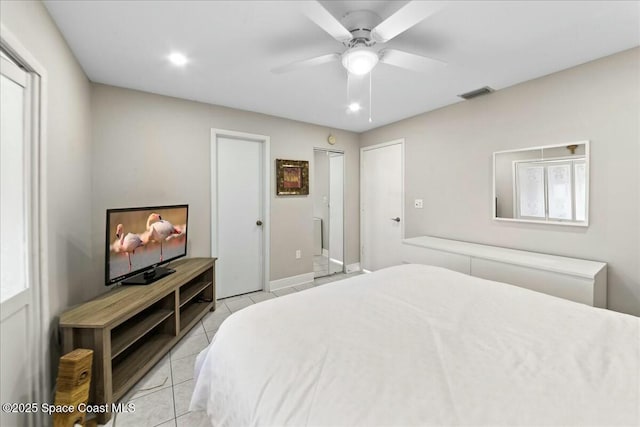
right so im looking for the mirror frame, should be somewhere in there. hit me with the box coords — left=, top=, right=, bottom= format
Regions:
left=492, top=140, right=590, bottom=227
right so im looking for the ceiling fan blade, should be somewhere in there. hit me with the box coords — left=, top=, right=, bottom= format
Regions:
left=300, top=1, right=353, bottom=43
left=379, top=49, right=446, bottom=72
left=371, top=1, right=446, bottom=43
left=272, top=53, right=341, bottom=74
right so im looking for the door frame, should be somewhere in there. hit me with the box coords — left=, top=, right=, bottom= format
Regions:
left=210, top=129, right=270, bottom=291
left=1, top=23, right=48, bottom=426
left=360, top=139, right=405, bottom=272
left=313, top=147, right=346, bottom=277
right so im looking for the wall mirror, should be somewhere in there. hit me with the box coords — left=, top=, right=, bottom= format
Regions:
left=313, top=149, right=345, bottom=278
left=493, top=141, right=589, bottom=226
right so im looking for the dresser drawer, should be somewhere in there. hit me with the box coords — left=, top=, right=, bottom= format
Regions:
left=402, top=244, right=470, bottom=274
left=471, top=258, right=598, bottom=306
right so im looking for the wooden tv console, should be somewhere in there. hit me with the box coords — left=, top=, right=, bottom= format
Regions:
left=59, top=257, right=216, bottom=423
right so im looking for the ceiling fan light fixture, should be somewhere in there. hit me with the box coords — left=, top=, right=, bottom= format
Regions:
left=342, top=47, right=379, bottom=76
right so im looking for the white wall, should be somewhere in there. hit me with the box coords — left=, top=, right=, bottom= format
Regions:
left=0, top=0, right=94, bottom=388
left=360, top=48, right=640, bottom=316
left=90, top=84, right=361, bottom=283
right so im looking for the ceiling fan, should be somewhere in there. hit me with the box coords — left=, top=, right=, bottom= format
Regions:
left=272, top=1, right=447, bottom=76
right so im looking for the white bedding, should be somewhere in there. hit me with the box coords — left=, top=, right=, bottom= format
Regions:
left=190, top=264, right=639, bottom=426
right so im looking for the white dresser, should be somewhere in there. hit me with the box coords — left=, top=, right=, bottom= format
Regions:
left=402, top=236, right=607, bottom=307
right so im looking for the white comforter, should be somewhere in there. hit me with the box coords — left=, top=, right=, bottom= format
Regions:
left=191, top=264, right=639, bottom=426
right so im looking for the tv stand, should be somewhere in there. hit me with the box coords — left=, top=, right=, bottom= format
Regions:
left=121, top=266, right=175, bottom=285
left=59, top=257, right=216, bottom=424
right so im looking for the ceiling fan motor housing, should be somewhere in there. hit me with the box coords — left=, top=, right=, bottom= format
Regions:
left=341, top=10, right=382, bottom=47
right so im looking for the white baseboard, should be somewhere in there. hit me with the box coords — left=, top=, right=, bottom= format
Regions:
left=346, top=263, right=361, bottom=273
left=362, top=269, right=372, bottom=274
left=269, top=272, right=314, bottom=291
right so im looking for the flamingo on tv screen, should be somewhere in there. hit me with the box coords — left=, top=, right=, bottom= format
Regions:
left=141, top=213, right=182, bottom=262
left=111, top=224, right=143, bottom=272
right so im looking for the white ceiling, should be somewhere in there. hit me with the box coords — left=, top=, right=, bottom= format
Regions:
left=44, top=1, right=639, bottom=132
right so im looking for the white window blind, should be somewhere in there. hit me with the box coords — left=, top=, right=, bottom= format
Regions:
left=515, top=158, right=586, bottom=222
left=574, top=163, right=587, bottom=221
left=547, top=163, right=572, bottom=220
left=517, top=165, right=545, bottom=218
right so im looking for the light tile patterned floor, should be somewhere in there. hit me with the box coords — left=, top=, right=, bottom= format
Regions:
left=101, top=271, right=362, bottom=427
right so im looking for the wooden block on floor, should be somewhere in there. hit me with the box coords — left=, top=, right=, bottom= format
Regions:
left=53, top=348, right=93, bottom=427
left=56, top=348, right=93, bottom=391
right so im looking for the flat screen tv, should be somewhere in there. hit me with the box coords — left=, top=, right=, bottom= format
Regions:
left=106, top=204, right=188, bottom=285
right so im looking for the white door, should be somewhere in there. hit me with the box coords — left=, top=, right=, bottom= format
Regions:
left=361, top=140, right=404, bottom=271
left=328, top=153, right=344, bottom=274
left=0, top=54, right=37, bottom=427
left=215, top=136, right=264, bottom=298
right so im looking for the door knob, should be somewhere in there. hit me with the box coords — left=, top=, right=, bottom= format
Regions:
left=256, top=220, right=263, bottom=226
left=391, top=217, right=401, bottom=223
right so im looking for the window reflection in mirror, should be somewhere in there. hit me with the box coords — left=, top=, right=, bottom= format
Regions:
left=493, top=142, right=589, bottom=226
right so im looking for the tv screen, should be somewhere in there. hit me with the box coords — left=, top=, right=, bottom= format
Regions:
left=106, top=204, right=188, bottom=285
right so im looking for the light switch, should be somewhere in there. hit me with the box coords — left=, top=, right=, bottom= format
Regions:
left=414, top=199, right=424, bottom=209
left=295, top=250, right=301, bottom=259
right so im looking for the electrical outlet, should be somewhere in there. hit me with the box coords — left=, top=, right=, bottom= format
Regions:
left=414, top=199, right=424, bottom=209
left=295, top=250, right=301, bottom=259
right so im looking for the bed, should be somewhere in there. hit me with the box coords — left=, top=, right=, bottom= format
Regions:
left=190, top=264, right=639, bottom=426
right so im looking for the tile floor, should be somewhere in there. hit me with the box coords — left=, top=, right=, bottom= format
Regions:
left=102, top=271, right=362, bottom=427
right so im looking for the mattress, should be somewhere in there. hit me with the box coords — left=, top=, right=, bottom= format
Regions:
left=190, top=264, right=639, bottom=426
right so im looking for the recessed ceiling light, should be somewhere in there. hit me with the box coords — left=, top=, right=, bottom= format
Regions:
left=168, top=52, right=188, bottom=66
left=348, top=102, right=361, bottom=112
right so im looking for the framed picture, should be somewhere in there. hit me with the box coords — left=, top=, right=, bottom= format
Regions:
left=276, top=159, right=309, bottom=195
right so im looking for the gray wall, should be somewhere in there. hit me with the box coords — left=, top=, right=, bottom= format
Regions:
left=90, top=84, right=361, bottom=282
left=1, top=0, right=94, bottom=385
left=360, top=48, right=640, bottom=316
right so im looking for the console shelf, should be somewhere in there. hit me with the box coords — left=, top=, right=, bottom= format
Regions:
left=111, top=308, right=174, bottom=359
left=112, top=333, right=174, bottom=400
left=180, top=281, right=213, bottom=307
left=180, top=301, right=210, bottom=331
left=59, top=257, right=216, bottom=424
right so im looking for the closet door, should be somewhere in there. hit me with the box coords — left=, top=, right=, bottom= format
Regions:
left=361, top=140, right=404, bottom=271
left=313, top=149, right=345, bottom=278
left=328, top=153, right=344, bottom=274
left=313, top=149, right=330, bottom=278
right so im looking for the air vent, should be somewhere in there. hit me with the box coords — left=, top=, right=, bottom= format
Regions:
left=458, top=86, right=494, bottom=100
